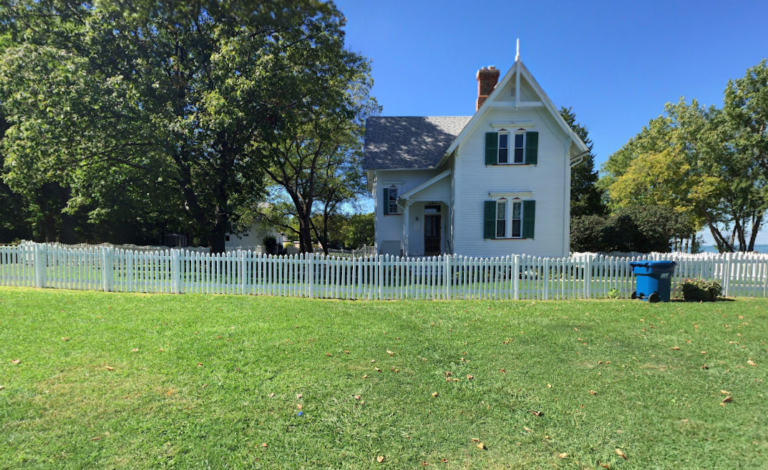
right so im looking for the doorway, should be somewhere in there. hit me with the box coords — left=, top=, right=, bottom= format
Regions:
left=424, top=204, right=441, bottom=256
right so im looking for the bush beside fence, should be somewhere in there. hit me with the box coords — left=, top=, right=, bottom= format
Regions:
left=1, top=244, right=767, bottom=300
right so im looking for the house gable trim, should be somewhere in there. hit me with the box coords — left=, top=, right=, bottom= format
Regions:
left=399, top=169, right=452, bottom=201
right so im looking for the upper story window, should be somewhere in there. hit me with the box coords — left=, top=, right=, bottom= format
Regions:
left=486, top=131, right=538, bottom=165
left=511, top=201, right=523, bottom=238
left=513, top=134, right=525, bottom=164
left=498, top=133, right=509, bottom=164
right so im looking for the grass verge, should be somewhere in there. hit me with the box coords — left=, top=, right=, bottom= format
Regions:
left=1, top=288, right=766, bottom=469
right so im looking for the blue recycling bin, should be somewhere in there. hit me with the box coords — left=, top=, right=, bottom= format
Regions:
left=630, top=261, right=677, bottom=302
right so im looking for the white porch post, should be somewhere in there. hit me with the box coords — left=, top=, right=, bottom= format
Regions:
left=403, top=202, right=410, bottom=256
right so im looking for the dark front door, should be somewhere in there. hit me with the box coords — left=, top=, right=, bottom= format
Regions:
left=424, top=214, right=441, bottom=256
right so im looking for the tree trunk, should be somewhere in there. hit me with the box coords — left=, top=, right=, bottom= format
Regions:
left=208, top=206, right=228, bottom=254
left=748, top=213, right=764, bottom=252
left=59, top=212, right=76, bottom=244
left=297, top=211, right=314, bottom=254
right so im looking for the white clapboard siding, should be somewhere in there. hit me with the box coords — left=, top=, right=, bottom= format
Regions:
left=2, top=243, right=768, bottom=300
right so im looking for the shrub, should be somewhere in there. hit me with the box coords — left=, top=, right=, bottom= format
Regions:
left=681, top=278, right=722, bottom=302
left=607, top=288, right=621, bottom=299
left=263, top=236, right=278, bottom=255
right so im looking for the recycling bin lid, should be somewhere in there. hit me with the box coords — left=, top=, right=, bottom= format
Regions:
left=629, top=260, right=677, bottom=268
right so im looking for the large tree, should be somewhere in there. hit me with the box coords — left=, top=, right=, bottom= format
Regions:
left=560, top=107, right=606, bottom=217
left=250, top=77, right=377, bottom=253
left=0, top=0, right=357, bottom=252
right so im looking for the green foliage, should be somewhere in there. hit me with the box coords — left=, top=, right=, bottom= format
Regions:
left=560, top=107, right=606, bottom=217
left=571, top=205, right=691, bottom=253
left=601, top=60, right=768, bottom=252
left=338, top=212, right=374, bottom=249
left=682, top=278, right=722, bottom=302
left=0, top=0, right=362, bottom=252
left=262, top=235, right=278, bottom=255
left=606, top=288, right=621, bottom=299
left=1, top=288, right=767, bottom=468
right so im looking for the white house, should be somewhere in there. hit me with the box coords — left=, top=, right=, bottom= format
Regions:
left=224, top=220, right=283, bottom=251
left=363, top=51, right=589, bottom=258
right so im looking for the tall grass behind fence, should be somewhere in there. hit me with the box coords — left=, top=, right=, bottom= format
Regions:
left=2, top=243, right=768, bottom=299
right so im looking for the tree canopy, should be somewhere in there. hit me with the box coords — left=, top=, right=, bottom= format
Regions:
left=0, top=0, right=369, bottom=252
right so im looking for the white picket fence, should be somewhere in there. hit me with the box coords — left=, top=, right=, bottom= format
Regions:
left=2, top=243, right=768, bottom=300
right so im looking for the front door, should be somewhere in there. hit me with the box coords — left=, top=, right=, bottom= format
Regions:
left=424, top=204, right=442, bottom=256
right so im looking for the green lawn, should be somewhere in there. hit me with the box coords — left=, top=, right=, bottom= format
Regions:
left=1, top=288, right=766, bottom=469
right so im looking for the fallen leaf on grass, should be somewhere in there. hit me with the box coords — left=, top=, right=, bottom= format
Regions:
left=371, top=360, right=376, bottom=363
left=432, top=392, right=438, bottom=397
left=558, top=452, right=568, bottom=458
left=499, top=369, right=506, bottom=373
left=476, top=443, right=486, bottom=450
left=130, top=348, right=138, bottom=353
left=296, top=394, right=302, bottom=399
left=722, top=396, right=732, bottom=403
left=590, top=390, right=597, bottom=395
left=616, top=448, right=628, bottom=460
left=701, top=364, right=709, bottom=370
left=524, top=427, right=533, bottom=432
left=344, top=350, right=350, bottom=354
left=325, top=353, right=332, bottom=357
left=387, top=350, right=394, bottom=356
left=377, top=456, right=385, bottom=463
left=547, top=384, right=552, bottom=388
left=721, top=390, right=731, bottom=395
left=701, top=351, right=707, bottom=354
left=530, top=410, right=543, bottom=417
left=466, top=375, right=474, bottom=380
left=297, top=404, right=303, bottom=410
left=11, top=359, right=20, bottom=364
left=422, top=462, right=428, bottom=466
left=62, top=337, right=69, bottom=342
left=362, top=375, right=369, bottom=379
left=354, top=395, right=361, bottom=400
left=445, top=371, right=452, bottom=377
left=105, top=366, right=114, bottom=371
left=197, top=363, right=203, bottom=367
left=671, top=347, right=680, bottom=350
left=262, top=443, right=268, bottom=448
left=748, top=360, right=757, bottom=366
left=269, top=393, right=275, bottom=397
left=600, top=463, right=611, bottom=469
left=375, top=367, right=381, bottom=373
left=440, top=458, right=448, bottom=463
left=90, top=436, right=101, bottom=441
left=0, top=386, right=4, bottom=391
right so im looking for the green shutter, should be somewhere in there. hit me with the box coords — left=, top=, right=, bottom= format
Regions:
left=525, top=131, right=538, bottom=164
left=522, top=200, right=536, bottom=239
left=485, top=132, right=498, bottom=165
left=483, top=201, right=496, bottom=239
left=383, top=188, right=390, bottom=215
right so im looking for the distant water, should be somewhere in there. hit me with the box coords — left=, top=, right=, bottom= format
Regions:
left=699, top=245, right=768, bottom=254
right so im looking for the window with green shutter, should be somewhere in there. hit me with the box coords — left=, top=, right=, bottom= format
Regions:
left=483, top=201, right=495, bottom=239
left=525, top=131, right=538, bottom=164
left=485, top=132, right=498, bottom=165
left=383, top=188, right=390, bottom=215
left=522, top=200, right=536, bottom=238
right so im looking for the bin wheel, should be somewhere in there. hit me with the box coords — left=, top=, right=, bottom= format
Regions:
left=631, top=291, right=638, bottom=300
left=649, top=293, right=660, bottom=303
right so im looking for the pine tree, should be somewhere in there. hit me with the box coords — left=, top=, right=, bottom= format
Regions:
left=560, top=107, right=607, bottom=217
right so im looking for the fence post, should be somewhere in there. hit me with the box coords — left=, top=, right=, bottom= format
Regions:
left=378, top=254, right=384, bottom=301
left=513, top=255, right=520, bottom=300
left=585, top=256, right=592, bottom=299
left=723, top=253, right=731, bottom=298
left=33, top=243, right=47, bottom=288
left=445, top=255, right=451, bottom=300
left=308, top=253, right=314, bottom=298
left=171, top=249, right=181, bottom=294
left=101, top=247, right=113, bottom=292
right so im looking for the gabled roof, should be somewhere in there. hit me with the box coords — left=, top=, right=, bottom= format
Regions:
left=400, top=169, right=451, bottom=200
left=439, top=59, right=589, bottom=166
left=363, top=116, right=471, bottom=170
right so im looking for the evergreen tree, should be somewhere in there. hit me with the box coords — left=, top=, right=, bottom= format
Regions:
left=560, top=107, right=607, bottom=217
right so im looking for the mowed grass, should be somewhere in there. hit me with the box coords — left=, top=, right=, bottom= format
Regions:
left=0, top=289, right=767, bottom=469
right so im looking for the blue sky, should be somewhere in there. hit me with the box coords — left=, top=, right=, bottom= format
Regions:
left=336, top=0, right=768, bottom=245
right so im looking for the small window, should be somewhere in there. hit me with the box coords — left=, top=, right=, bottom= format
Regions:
left=496, top=201, right=507, bottom=238
left=498, top=133, right=509, bottom=164
left=514, top=134, right=525, bottom=164
left=388, top=186, right=399, bottom=214
left=511, top=202, right=522, bottom=238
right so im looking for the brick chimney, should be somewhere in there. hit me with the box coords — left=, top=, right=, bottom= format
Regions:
left=476, top=66, right=500, bottom=111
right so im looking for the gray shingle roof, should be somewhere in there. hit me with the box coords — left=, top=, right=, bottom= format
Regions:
left=363, top=116, right=472, bottom=170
